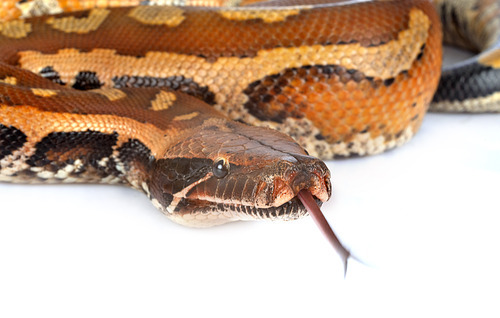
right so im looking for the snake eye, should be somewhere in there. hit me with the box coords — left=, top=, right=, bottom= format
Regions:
left=213, top=157, right=230, bottom=179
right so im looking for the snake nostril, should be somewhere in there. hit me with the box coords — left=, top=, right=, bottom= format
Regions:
left=290, top=172, right=310, bottom=193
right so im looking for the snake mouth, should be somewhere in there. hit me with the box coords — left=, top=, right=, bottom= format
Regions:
left=151, top=152, right=331, bottom=226
left=236, top=194, right=325, bottom=221
left=170, top=192, right=324, bottom=227
left=167, top=162, right=331, bottom=226
left=249, top=169, right=330, bottom=220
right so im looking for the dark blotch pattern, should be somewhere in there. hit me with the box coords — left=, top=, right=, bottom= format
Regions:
left=149, top=157, right=213, bottom=209
left=0, top=124, right=27, bottom=161
left=27, top=130, right=118, bottom=176
left=315, top=133, right=326, bottom=141
left=243, top=64, right=379, bottom=123
left=112, top=75, right=216, bottom=105
left=433, top=62, right=500, bottom=102
left=72, top=71, right=103, bottom=90
left=383, top=78, right=395, bottom=87
left=117, top=139, right=154, bottom=172
left=40, top=66, right=66, bottom=86
left=153, top=157, right=212, bottom=195
left=416, top=44, right=426, bottom=61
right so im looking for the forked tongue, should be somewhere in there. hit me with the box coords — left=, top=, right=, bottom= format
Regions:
left=297, top=190, right=350, bottom=277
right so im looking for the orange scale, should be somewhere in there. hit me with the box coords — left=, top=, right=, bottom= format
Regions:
left=345, top=99, right=364, bottom=110
left=345, top=81, right=361, bottom=91
left=276, top=94, right=289, bottom=105
left=358, top=80, right=376, bottom=91
left=376, top=95, right=393, bottom=108
left=337, top=90, right=352, bottom=102
left=298, top=84, right=313, bottom=96
left=326, top=132, right=341, bottom=142
left=356, top=122, right=370, bottom=134
left=327, top=116, right=343, bottom=128
left=333, top=107, right=348, bottom=119
left=323, top=109, right=337, bottom=120
left=292, top=94, right=307, bottom=106
left=318, top=119, right=332, bottom=132
left=311, top=93, right=324, bottom=103
left=370, top=127, right=382, bottom=137
left=321, top=91, right=337, bottom=104
left=331, top=81, right=346, bottom=91
left=326, top=100, right=343, bottom=114
left=313, top=82, right=330, bottom=94
left=282, top=86, right=297, bottom=96
left=290, top=78, right=304, bottom=88
left=306, top=110, right=319, bottom=122
left=336, top=124, right=352, bottom=137
left=313, top=101, right=327, bottom=113
left=357, top=107, right=372, bottom=119
left=343, top=114, right=360, bottom=127
left=351, top=89, right=369, bottom=101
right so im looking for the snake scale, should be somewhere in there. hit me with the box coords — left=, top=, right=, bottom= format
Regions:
left=0, top=0, right=499, bottom=233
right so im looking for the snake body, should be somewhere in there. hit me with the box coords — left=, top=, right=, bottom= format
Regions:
left=0, top=0, right=498, bottom=227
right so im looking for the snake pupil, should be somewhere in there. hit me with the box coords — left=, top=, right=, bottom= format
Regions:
left=213, top=158, right=229, bottom=178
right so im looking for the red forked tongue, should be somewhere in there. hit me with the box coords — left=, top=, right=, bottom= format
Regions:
left=297, top=190, right=350, bottom=277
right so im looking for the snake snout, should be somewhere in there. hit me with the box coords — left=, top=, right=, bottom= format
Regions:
left=288, top=167, right=330, bottom=202
left=260, top=155, right=331, bottom=208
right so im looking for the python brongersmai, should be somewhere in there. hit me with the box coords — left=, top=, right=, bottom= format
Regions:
left=1, top=0, right=499, bottom=272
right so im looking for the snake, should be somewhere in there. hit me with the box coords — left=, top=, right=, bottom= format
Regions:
left=0, top=0, right=499, bottom=265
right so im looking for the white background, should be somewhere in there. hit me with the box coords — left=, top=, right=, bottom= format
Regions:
left=0, top=48, right=499, bottom=317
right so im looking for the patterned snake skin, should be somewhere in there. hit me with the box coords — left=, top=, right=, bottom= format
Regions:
left=0, top=0, right=498, bottom=227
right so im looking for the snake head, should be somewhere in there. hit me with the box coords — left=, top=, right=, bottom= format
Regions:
left=148, top=118, right=331, bottom=227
